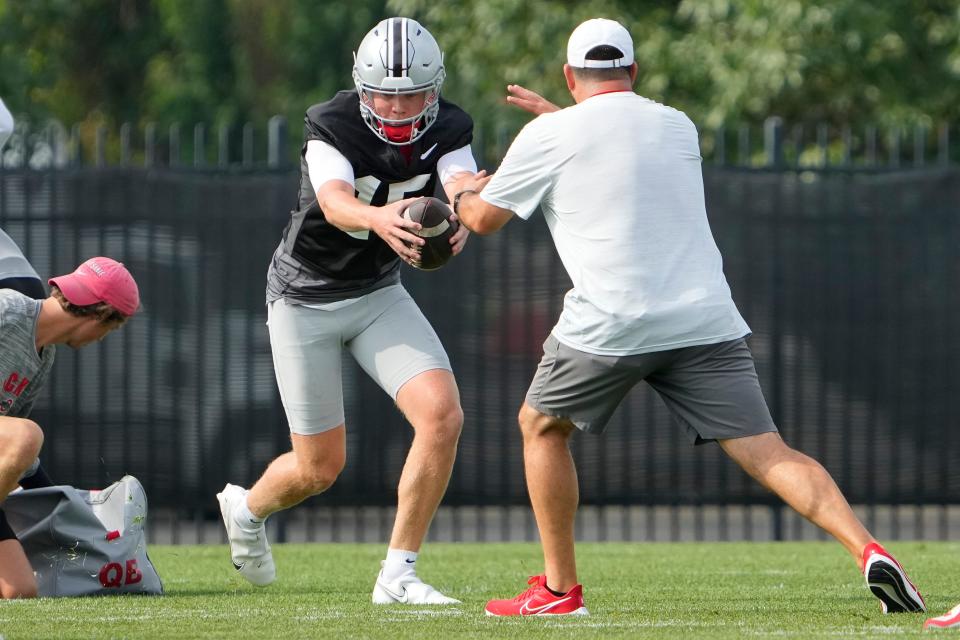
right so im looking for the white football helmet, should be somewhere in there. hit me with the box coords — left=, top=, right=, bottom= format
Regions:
left=353, top=17, right=445, bottom=146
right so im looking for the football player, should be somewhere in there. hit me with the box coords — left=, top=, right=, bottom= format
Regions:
left=218, top=17, right=479, bottom=605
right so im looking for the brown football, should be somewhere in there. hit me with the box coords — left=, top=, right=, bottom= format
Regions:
left=400, top=197, right=459, bottom=271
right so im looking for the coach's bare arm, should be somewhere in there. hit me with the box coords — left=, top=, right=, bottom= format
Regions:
left=451, top=175, right=515, bottom=236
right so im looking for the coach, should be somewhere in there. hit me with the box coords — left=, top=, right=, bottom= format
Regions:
left=454, top=18, right=925, bottom=617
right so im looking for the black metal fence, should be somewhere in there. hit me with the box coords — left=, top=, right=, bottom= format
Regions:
left=1, top=117, right=958, bottom=542
left=2, top=116, right=957, bottom=171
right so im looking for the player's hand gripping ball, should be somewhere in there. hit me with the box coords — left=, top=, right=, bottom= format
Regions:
left=400, top=197, right=460, bottom=270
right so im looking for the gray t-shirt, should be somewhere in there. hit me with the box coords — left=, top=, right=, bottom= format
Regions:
left=0, top=290, right=55, bottom=417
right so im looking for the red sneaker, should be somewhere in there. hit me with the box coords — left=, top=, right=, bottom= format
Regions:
left=925, top=603, right=960, bottom=630
left=484, top=575, right=589, bottom=617
left=862, top=542, right=925, bottom=613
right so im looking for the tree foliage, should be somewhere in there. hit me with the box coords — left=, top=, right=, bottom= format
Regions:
left=0, top=0, right=167, bottom=124
left=391, top=0, right=960, bottom=131
left=0, top=0, right=957, bottom=138
left=0, top=0, right=387, bottom=128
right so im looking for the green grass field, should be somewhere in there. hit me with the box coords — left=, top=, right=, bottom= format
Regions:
left=0, top=542, right=957, bottom=639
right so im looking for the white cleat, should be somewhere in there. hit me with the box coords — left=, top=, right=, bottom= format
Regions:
left=372, top=570, right=461, bottom=605
left=216, top=483, right=276, bottom=587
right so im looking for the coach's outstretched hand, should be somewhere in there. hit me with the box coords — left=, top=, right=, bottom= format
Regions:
left=506, top=85, right=561, bottom=115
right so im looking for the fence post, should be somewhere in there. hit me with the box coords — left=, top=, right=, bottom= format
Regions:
left=95, top=124, right=107, bottom=167
left=715, top=125, right=726, bottom=166
left=764, top=117, right=783, bottom=168
left=765, top=116, right=784, bottom=542
left=169, top=123, right=181, bottom=167
left=218, top=123, right=230, bottom=168
left=268, top=116, right=287, bottom=168
left=789, top=124, right=804, bottom=168
left=865, top=125, right=877, bottom=167
left=144, top=123, right=156, bottom=168
left=914, top=125, right=926, bottom=168
left=888, top=128, right=901, bottom=168
left=120, top=123, right=131, bottom=166
left=69, top=124, right=82, bottom=166
left=938, top=124, right=950, bottom=167
left=194, top=123, right=206, bottom=168
left=473, top=125, right=485, bottom=170
left=16, top=122, right=29, bottom=169
left=817, top=123, right=828, bottom=167
left=47, top=120, right=69, bottom=168
left=738, top=124, right=750, bottom=166
left=493, top=122, right=509, bottom=163
left=841, top=125, right=852, bottom=167
left=243, top=122, right=254, bottom=167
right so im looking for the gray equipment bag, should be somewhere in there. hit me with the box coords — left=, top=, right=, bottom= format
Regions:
left=4, top=475, right=163, bottom=596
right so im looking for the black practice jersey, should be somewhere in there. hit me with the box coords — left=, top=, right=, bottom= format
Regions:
left=266, top=90, right=473, bottom=303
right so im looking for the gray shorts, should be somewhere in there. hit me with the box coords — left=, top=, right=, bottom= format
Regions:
left=526, top=335, right=777, bottom=443
left=267, top=285, right=451, bottom=435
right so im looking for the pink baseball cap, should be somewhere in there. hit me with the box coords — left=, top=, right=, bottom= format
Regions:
left=48, top=257, right=140, bottom=317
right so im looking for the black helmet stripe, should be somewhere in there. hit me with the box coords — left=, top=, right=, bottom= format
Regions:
left=390, top=17, right=405, bottom=78
left=386, top=18, right=394, bottom=76
left=400, top=18, right=408, bottom=77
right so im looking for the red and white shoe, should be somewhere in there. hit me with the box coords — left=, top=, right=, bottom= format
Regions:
left=862, top=542, right=925, bottom=613
left=484, top=575, right=589, bottom=617
left=924, top=603, right=960, bottom=630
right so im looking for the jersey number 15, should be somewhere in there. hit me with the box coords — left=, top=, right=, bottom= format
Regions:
left=349, top=174, right=431, bottom=240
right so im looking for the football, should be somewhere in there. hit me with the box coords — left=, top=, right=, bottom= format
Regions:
left=400, top=196, right=459, bottom=271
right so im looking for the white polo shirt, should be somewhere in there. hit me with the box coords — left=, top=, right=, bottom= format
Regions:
left=480, top=92, right=749, bottom=356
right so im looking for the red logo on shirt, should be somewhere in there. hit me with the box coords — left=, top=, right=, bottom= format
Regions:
left=3, top=373, right=29, bottom=396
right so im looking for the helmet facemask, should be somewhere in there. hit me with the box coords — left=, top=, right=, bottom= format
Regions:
left=353, top=18, right=446, bottom=146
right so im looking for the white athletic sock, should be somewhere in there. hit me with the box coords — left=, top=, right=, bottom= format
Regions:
left=381, top=548, right=418, bottom=581
left=233, top=496, right=265, bottom=530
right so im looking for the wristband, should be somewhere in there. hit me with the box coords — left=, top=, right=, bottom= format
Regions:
left=453, top=189, right=477, bottom=215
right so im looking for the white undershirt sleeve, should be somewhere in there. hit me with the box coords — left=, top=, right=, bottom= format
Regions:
left=305, top=139, right=355, bottom=195
left=437, top=144, right=478, bottom=185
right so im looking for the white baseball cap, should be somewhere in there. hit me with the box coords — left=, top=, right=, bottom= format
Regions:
left=566, top=18, right=634, bottom=69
